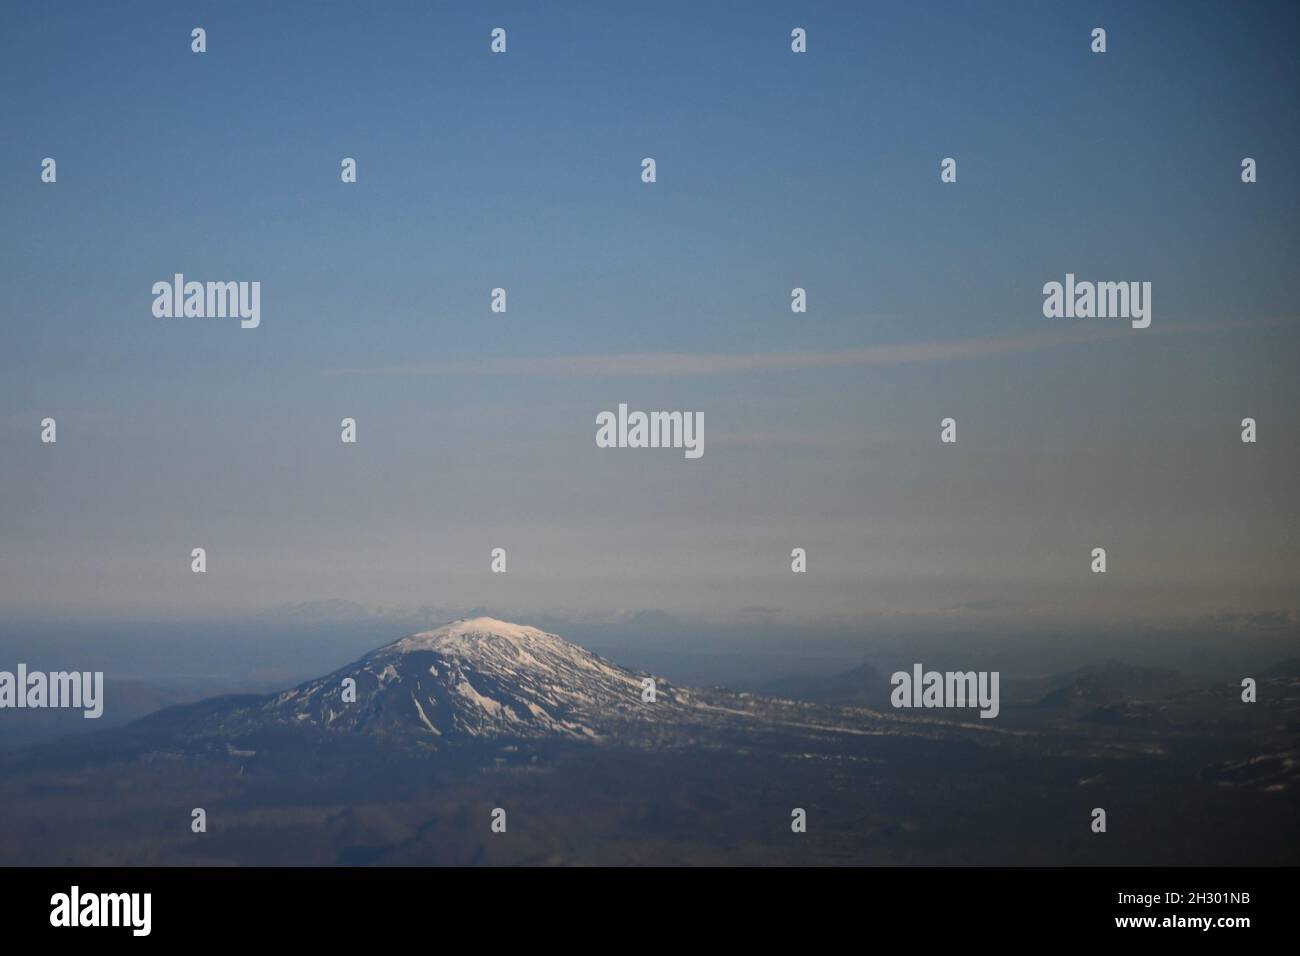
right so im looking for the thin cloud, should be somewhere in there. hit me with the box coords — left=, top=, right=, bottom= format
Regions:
left=330, top=318, right=1273, bottom=379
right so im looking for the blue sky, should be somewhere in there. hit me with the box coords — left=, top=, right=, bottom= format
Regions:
left=1, top=1, right=1297, bottom=631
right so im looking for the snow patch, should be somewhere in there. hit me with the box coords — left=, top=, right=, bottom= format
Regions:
left=411, top=693, right=441, bottom=735
left=454, top=678, right=503, bottom=718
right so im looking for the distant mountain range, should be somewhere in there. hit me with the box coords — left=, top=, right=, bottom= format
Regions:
left=759, top=662, right=886, bottom=706
left=126, top=621, right=1300, bottom=747
left=1034, top=659, right=1189, bottom=710
left=762, top=657, right=1207, bottom=713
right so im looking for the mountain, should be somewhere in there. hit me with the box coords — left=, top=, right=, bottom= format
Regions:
left=1036, top=659, right=1187, bottom=710
left=759, top=661, right=886, bottom=706
left=144, top=617, right=694, bottom=747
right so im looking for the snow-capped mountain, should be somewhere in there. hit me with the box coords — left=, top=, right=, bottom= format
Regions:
left=224, top=617, right=689, bottom=745
left=131, top=617, right=1035, bottom=754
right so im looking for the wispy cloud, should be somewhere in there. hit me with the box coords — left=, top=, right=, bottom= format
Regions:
left=330, top=319, right=1266, bottom=379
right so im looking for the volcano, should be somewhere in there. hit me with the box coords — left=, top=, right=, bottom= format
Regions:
left=156, top=617, right=697, bottom=747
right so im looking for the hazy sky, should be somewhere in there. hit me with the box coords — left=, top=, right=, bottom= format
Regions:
left=1, top=1, right=1297, bottom=631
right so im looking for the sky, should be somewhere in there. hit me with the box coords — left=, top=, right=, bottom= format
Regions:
left=1, top=1, right=1297, bottom=636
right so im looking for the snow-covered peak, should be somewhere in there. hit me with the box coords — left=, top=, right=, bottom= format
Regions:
left=380, top=616, right=632, bottom=688
left=392, top=617, right=550, bottom=655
